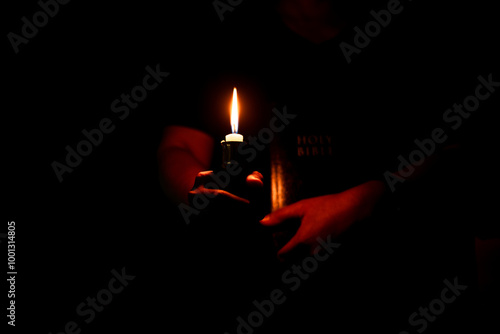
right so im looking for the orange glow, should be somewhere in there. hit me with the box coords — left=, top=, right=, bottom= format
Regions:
left=271, top=159, right=286, bottom=212
left=231, top=87, right=239, bottom=133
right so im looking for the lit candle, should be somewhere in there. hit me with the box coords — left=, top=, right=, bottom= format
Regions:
left=225, top=87, right=243, bottom=142
left=221, top=87, right=243, bottom=168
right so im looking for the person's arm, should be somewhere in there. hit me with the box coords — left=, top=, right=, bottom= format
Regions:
left=157, top=125, right=214, bottom=204
left=260, top=146, right=455, bottom=259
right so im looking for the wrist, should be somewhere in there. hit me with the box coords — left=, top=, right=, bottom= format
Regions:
left=350, top=180, right=387, bottom=221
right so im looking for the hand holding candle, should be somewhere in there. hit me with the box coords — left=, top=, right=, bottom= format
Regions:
left=185, top=87, right=263, bottom=217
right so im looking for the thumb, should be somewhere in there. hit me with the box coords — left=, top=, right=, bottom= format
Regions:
left=246, top=171, right=264, bottom=188
left=260, top=202, right=304, bottom=227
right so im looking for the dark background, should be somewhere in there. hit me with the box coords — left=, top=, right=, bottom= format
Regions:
left=3, top=0, right=499, bottom=333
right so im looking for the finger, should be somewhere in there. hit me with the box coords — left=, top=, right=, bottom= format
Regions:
left=192, top=170, right=214, bottom=188
left=189, top=188, right=250, bottom=204
left=216, top=189, right=250, bottom=204
left=259, top=202, right=304, bottom=227
left=246, top=171, right=264, bottom=188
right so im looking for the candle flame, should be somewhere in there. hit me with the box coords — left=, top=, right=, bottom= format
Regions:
left=231, top=87, right=238, bottom=134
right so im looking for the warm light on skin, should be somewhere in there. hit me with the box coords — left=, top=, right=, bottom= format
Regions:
left=231, top=87, right=238, bottom=134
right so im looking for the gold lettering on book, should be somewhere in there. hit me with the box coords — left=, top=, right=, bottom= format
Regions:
left=297, top=135, right=333, bottom=157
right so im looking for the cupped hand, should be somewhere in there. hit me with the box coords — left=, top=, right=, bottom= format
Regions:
left=188, top=170, right=264, bottom=206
